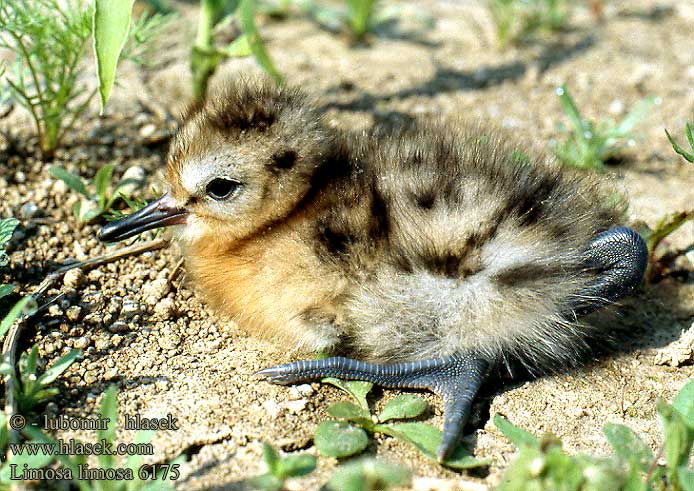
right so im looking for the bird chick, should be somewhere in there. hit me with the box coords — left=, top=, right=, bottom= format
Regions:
left=99, top=79, right=647, bottom=462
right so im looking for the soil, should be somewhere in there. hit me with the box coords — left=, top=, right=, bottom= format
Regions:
left=1, top=0, right=693, bottom=490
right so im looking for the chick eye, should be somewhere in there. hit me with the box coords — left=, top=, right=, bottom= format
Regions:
left=205, top=178, right=240, bottom=200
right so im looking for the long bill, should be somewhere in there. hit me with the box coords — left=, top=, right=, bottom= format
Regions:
left=98, top=195, right=188, bottom=242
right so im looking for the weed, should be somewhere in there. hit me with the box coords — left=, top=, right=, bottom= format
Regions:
left=20, top=385, right=182, bottom=490
left=494, top=379, right=694, bottom=491
left=249, top=442, right=316, bottom=491
left=665, top=123, right=694, bottom=163
left=308, top=0, right=395, bottom=41
left=313, top=378, right=489, bottom=469
left=487, top=0, right=569, bottom=47
left=0, top=218, right=17, bottom=270
left=553, top=84, right=655, bottom=170
left=327, top=458, right=411, bottom=491
left=48, top=164, right=144, bottom=223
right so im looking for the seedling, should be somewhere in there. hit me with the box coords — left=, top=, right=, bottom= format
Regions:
left=308, top=0, right=395, bottom=41
left=665, top=123, right=694, bottom=163
left=553, top=84, right=655, bottom=170
left=48, top=164, right=143, bottom=223
left=21, top=385, right=182, bottom=491
left=249, top=442, right=317, bottom=491
left=495, top=380, right=694, bottom=491
left=0, top=217, right=17, bottom=269
left=487, top=0, right=569, bottom=48
left=0, top=0, right=167, bottom=158
left=7, top=347, right=81, bottom=416
left=327, top=458, right=411, bottom=491
left=313, top=378, right=489, bottom=469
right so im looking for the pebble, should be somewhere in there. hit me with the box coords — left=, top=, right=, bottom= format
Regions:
left=283, top=399, right=308, bottom=414
left=74, top=336, right=90, bottom=349
left=94, top=337, right=110, bottom=351
left=118, top=166, right=146, bottom=197
left=121, top=299, right=141, bottom=319
left=262, top=400, right=282, bottom=418
left=157, top=332, right=181, bottom=351
left=139, top=123, right=157, bottom=138
left=154, top=297, right=176, bottom=320
left=107, top=321, right=129, bottom=333
left=20, top=202, right=39, bottom=219
left=63, top=269, right=85, bottom=289
left=66, top=306, right=82, bottom=321
left=143, top=278, right=170, bottom=305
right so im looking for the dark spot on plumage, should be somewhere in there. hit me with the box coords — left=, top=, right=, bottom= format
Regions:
left=494, top=263, right=569, bottom=287
left=316, top=223, right=354, bottom=258
left=420, top=251, right=461, bottom=278
left=369, top=185, right=390, bottom=240
left=413, top=189, right=436, bottom=210
left=269, top=149, right=298, bottom=171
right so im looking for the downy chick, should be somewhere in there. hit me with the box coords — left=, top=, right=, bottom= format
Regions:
left=99, top=79, right=647, bottom=462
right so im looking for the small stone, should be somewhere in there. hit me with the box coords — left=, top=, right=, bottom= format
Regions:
left=107, top=321, right=129, bottom=333
left=654, top=322, right=694, bottom=367
left=283, top=399, right=308, bottom=414
left=143, top=278, right=170, bottom=305
left=121, top=299, right=141, bottom=319
left=262, top=400, right=281, bottom=418
left=88, top=270, right=104, bottom=282
left=63, top=269, right=84, bottom=289
left=73, top=336, right=90, bottom=349
left=104, top=368, right=119, bottom=380
left=154, top=297, right=176, bottom=320
left=94, top=337, right=110, bottom=351
left=83, top=371, right=98, bottom=384
left=608, top=99, right=624, bottom=116
left=156, top=332, right=181, bottom=351
left=118, top=166, right=146, bottom=197
left=48, top=304, right=63, bottom=317
left=111, top=334, right=123, bottom=346
left=66, top=306, right=82, bottom=321
left=14, top=171, right=26, bottom=183
left=20, top=202, right=39, bottom=219
left=296, top=384, right=314, bottom=397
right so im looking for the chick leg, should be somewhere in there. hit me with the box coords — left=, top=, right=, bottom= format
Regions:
left=572, top=226, right=648, bottom=316
left=255, top=353, right=488, bottom=462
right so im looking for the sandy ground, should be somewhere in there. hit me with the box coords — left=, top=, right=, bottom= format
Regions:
left=0, top=0, right=693, bottom=489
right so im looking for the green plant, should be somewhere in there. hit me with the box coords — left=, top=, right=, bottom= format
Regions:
left=11, top=347, right=81, bottom=415
left=19, top=385, right=182, bottom=491
left=313, top=378, right=489, bottom=469
left=553, top=84, right=655, bottom=170
left=249, top=442, right=316, bottom=491
left=48, top=164, right=143, bottom=223
left=665, top=123, right=694, bottom=163
left=0, top=0, right=166, bottom=158
left=0, top=217, right=17, bottom=270
left=327, top=458, right=411, bottom=491
left=308, top=0, right=395, bottom=41
left=487, top=0, right=569, bottom=47
left=495, top=380, right=694, bottom=491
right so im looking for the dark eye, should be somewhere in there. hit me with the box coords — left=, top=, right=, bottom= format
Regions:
left=205, top=178, right=240, bottom=200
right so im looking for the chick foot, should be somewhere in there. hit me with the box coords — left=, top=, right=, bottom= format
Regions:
left=255, top=353, right=489, bottom=462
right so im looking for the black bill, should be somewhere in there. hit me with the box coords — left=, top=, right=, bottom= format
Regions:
left=98, top=195, right=188, bottom=242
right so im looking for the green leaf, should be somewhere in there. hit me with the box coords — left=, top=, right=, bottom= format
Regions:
left=657, top=400, right=694, bottom=482
left=327, top=458, right=411, bottom=491
left=98, top=385, right=119, bottom=469
left=261, top=442, right=281, bottom=476
left=322, top=378, right=373, bottom=413
left=48, top=166, right=90, bottom=197
left=238, top=0, right=283, bottom=84
left=222, top=34, right=252, bottom=57
left=248, top=473, right=283, bottom=491
left=94, top=163, right=115, bottom=208
left=277, top=453, right=316, bottom=478
left=493, top=413, right=539, bottom=448
left=0, top=217, right=18, bottom=250
left=93, top=0, right=136, bottom=111
left=666, top=128, right=694, bottom=163
left=679, top=466, right=694, bottom=491
left=603, top=423, right=653, bottom=471
left=314, top=421, right=369, bottom=458
left=557, top=84, right=585, bottom=141
left=0, top=284, right=15, bottom=301
left=612, top=96, right=655, bottom=137
left=378, top=395, right=427, bottom=422
left=673, top=380, right=694, bottom=429
left=37, top=349, right=81, bottom=386
left=376, top=422, right=490, bottom=469
left=0, top=446, right=55, bottom=482
left=21, top=344, right=40, bottom=379
left=327, top=401, right=372, bottom=424
left=0, top=296, right=35, bottom=340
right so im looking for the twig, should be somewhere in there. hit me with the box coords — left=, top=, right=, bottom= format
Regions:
left=2, top=238, right=169, bottom=448
left=168, top=257, right=185, bottom=283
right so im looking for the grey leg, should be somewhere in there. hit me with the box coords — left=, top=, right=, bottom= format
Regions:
left=255, top=353, right=488, bottom=462
left=572, top=226, right=648, bottom=316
